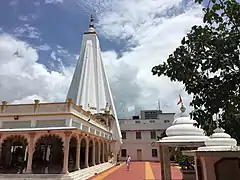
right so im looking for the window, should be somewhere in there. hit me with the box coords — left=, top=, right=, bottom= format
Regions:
left=150, top=131, right=156, bottom=139
left=136, top=131, right=141, bottom=139
left=164, top=120, right=170, bottom=123
left=152, top=149, right=158, bottom=157
left=121, top=149, right=127, bottom=157
left=135, top=120, right=140, bottom=124
left=122, top=131, right=126, bottom=139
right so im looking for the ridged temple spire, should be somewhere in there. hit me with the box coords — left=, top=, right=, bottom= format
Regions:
left=66, top=18, right=121, bottom=143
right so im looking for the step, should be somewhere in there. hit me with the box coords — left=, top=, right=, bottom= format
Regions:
left=69, top=162, right=115, bottom=180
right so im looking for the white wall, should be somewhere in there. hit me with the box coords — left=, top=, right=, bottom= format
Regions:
left=119, top=130, right=162, bottom=161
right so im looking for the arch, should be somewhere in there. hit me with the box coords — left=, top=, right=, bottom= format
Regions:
left=80, top=138, right=86, bottom=169
left=95, top=141, right=99, bottom=165
left=1, top=135, right=28, bottom=174
left=68, top=136, right=77, bottom=172
left=32, top=134, right=64, bottom=174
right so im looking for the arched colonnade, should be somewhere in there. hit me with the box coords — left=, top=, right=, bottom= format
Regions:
left=0, top=131, right=111, bottom=174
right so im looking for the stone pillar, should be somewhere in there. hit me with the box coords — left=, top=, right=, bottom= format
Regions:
left=62, top=132, right=71, bottom=174
left=110, top=141, right=121, bottom=165
left=98, top=141, right=101, bottom=164
left=26, top=133, right=35, bottom=173
left=92, top=139, right=95, bottom=166
left=84, top=138, right=89, bottom=168
left=159, top=145, right=171, bottom=180
left=75, top=138, right=81, bottom=170
left=106, top=142, right=110, bottom=162
left=102, top=142, right=105, bottom=162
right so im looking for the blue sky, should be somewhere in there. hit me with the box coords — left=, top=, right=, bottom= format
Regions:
left=0, top=0, right=205, bottom=118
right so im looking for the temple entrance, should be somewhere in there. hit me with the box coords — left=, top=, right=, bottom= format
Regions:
left=68, top=136, right=77, bottom=172
left=80, top=138, right=86, bottom=169
left=0, top=135, right=28, bottom=174
left=88, top=140, right=93, bottom=166
left=32, top=134, right=64, bottom=174
left=100, top=142, right=103, bottom=163
left=95, top=141, right=99, bottom=164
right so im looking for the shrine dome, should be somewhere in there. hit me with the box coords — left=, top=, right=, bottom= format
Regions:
left=198, top=126, right=237, bottom=151
left=161, top=104, right=209, bottom=142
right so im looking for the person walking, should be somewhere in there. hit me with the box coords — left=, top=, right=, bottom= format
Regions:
left=126, top=155, right=131, bottom=171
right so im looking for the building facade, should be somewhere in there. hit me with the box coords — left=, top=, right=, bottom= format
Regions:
left=119, top=110, right=174, bottom=162
left=0, top=15, right=122, bottom=176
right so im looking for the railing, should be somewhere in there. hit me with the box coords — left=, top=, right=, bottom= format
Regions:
left=0, top=101, right=110, bottom=132
left=0, top=102, right=69, bottom=115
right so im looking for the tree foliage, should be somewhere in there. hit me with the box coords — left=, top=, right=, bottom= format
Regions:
left=152, top=0, right=240, bottom=139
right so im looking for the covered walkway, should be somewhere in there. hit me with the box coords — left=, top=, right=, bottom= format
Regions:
left=89, top=162, right=182, bottom=180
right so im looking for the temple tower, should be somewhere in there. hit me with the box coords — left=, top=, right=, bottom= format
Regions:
left=66, top=15, right=122, bottom=162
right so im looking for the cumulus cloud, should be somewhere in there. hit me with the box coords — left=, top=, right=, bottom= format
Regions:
left=0, top=0, right=204, bottom=118
left=0, top=34, right=73, bottom=104
left=79, top=0, right=203, bottom=116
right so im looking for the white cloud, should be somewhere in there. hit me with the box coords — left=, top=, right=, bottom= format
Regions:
left=45, top=0, right=64, bottom=4
left=13, top=24, right=40, bottom=39
left=19, top=14, right=38, bottom=21
left=35, top=44, right=51, bottom=51
left=0, top=34, right=73, bottom=104
left=80, top=0, right=203, bottom=116
left=0, top=0, right=204, bottom=118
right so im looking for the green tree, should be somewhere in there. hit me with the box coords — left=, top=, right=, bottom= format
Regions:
left=152, top=0, right=240, bottom=140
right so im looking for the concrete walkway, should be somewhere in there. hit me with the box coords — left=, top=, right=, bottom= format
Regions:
left=88, top=162, right=182, bottom=180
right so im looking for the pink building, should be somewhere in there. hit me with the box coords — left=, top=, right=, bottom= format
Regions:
left=119, top=110, right=174, bottom=162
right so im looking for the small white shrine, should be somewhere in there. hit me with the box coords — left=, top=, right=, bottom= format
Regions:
left=154, top=103, right=208, bottom=180
left=184, top=115, right=240, bottom=180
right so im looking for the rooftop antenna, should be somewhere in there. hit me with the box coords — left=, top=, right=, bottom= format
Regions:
left=157, top=99, right=161, bottom=111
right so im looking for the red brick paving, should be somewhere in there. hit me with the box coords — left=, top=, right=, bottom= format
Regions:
left=102, top=162, right=145, bottom=180
left=150, top=162, right=182, bottom=180
left=89, top=162, right=182, bottom=180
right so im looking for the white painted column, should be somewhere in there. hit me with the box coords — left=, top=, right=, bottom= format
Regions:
left=84, top=138, right=89, bottom=168
left=26, top=133, right=35, bottom=173
left=92, top=139, right=95, bottom=166
left=30, top=120, right=36, bottom=128
left=62, top=132, right=71, bottom=174
left=75, top=138, right=81, bottom=170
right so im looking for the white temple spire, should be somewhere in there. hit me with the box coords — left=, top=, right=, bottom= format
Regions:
left=66, top=15, right=122, bottom=143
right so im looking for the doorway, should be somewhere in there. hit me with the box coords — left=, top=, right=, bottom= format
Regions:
left=137, top=149, right=142, bottom=161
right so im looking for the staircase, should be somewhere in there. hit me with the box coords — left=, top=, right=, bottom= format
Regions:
left=0, top=163, right=114, bottom=180
left=68, top=162, right=114, bottom=180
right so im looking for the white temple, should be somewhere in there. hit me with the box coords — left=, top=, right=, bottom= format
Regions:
left=0, top=15, right=122, bottom=180
left=67, top=14, right=122, bottom=160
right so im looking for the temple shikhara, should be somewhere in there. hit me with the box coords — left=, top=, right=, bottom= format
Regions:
left=0, top=15, right=122, bottom=179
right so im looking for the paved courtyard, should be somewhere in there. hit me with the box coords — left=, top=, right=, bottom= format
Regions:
left=89, top=162, right=182, bottom=180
